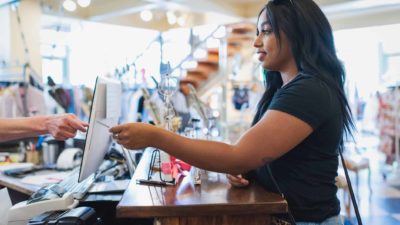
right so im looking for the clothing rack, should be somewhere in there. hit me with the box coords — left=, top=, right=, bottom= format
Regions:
left=378, top=81, right=400, bottom=180
left=393, top=81, right=400, bottom=178
left=0, top=63, right=43, bottom=87
left=0, top=63, right=44, bottom=116
left=0, top=66, right=25, bottom=82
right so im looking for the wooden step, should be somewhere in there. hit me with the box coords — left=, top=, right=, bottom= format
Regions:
left=227, top=35, right=254, bottom=46
left=204, top=53, right=219, bottom=63
left=228, top=23, right=256, bottom=34
left=227, top=33, right=254, bottom=46
left=198, top=60, right=218, bottom=70
left=228, top=42, right=243, bottom=48
left=228, top=45, right=242, bottom=54
left=186, top=70, right=209, bottom=80
left=228, top=42, right=241, bottom=48
left=180, top=83, right=191, bottom=96
left=198, top=62, right=218, bottom=72
left=180, top=76, right=202, bottom=88
left=208, top=47, right=237, bottom=57
left=208, top=48, right=219, bottom=56
left=187, top=67, right=209, bottom=74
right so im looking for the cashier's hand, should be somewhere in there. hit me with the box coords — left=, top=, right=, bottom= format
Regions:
left=110, top=123, right=156, bottom=149
left=46, top=114, right=88, bottom=140
left=226, top=174, right=249, bottom=187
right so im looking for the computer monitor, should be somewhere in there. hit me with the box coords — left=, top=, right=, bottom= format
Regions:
left=78, top=76, right=122, bottom=182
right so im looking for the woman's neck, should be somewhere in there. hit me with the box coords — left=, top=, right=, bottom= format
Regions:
left=280, top=60, right=298, bottom=87
left=280, top=69, right=299, bottom=87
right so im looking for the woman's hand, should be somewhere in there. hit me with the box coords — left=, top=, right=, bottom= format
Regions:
left=226, top=174, right=249, bottom=187
left=109, top=123, right=158, bottom=150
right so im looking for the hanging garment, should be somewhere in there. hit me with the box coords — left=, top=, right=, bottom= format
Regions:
left=0, top=85, right=23, bottom=117
left=26, top=85, right=47, bottom=116
left=232, top=86, right=249, bottom=110
left=0, top=84, right=46, bottom=117
left=124, top=90, right=143, bottom=123
left=377, top=89, right=400, bottom=165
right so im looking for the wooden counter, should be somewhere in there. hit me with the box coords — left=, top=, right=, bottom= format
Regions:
left=116, top=148, right=288, bottom=225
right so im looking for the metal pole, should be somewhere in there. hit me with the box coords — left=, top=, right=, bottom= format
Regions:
left=218, top=27, right=228, bottom=142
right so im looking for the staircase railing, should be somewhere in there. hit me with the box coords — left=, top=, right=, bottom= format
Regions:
left=114, top=25, right=225, bottom=83
left=171, top=25, right=224, bottom=74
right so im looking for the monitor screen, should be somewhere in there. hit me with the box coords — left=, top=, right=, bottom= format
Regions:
left=78, top=76, right=122, bottom=182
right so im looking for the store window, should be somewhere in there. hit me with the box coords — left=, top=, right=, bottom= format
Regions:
left=42, top=58, right=65, bottom=84
left=41, top=16, right=160, bottom=88
left=380, top=43, right=400, bottom=84
left=40, top=20, right=70, bottom=85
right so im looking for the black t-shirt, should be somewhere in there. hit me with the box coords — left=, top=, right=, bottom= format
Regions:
left=253, top=73, right=343, bottom=222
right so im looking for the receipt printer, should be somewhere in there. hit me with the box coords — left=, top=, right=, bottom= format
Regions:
left=27, top=207, right=101, bottom=225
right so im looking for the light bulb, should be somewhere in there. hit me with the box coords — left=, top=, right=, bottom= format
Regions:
left=63, top=0, right=77, bottom=12
left=167, top=11, right=176, bottom=25
left=77, top=0, right=91, bottom=8
left=177, top=16, right=186, bottom=26
left=140, top=10, right=153, bottom=22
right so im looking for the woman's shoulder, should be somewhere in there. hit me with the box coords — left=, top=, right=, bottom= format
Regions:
left=295, top=72, right=327, bottom=84
left=279, top=73, right=337, bottom=107
left=270, top=73, right=338, bottom=128
left=284, top=73, right=331, bottom=93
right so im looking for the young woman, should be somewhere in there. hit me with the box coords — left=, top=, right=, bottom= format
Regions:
left=110, top=0, right=353, bottom=224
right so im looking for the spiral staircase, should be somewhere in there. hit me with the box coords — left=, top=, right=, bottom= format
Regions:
left=179, top=23, right=256, bottom=96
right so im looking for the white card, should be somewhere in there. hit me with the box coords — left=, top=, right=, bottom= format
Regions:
left=106, top=82, right=122, bottom=119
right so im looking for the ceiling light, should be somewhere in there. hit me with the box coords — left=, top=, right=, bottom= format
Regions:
left=140, top=10, right=153, bottom=22
left=63, top=0, right=77, bottom=12
left=177, top=16, right=186, bottom=26
left=167, top=11, right=177, bottom=25
left=77, top=0, right=91, bottom=8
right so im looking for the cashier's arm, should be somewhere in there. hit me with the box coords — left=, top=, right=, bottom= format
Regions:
left=162, top=110, right=312, bottom=174
left=114, top=110, right=313, bottom=175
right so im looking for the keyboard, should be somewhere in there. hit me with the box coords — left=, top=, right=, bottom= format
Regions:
left=57, top=168, right=95, bottom=200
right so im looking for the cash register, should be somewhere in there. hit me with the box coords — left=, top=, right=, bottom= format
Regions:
left=7, top=76, right=123, bottom=225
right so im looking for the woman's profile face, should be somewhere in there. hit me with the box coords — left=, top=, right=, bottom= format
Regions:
left=254, top=9, right=293, bottom=71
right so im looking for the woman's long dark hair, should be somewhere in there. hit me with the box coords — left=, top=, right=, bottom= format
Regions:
left=252, top=0, right=354, bottom=152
